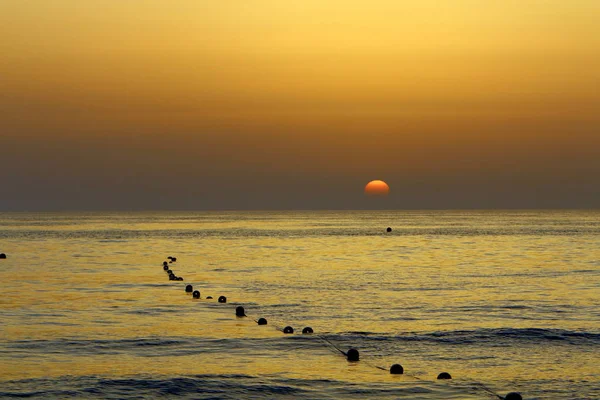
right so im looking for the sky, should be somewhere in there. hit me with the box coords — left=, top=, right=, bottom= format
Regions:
left=1, top=1, right=599, bottom=210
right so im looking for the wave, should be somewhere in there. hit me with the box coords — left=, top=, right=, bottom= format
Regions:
left=342, top=328, right=600, bottom=346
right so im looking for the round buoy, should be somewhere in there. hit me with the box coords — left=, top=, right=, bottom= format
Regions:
left=169, top=275, right=176, bottom=281
left=163, top=261, right=168, bottom=266
left=386, top=227, right=392, bottom=233
left=167, top=269, right=173, bottom=274
left=346, top=348, right=359, bottom=361
left=176, top=277, right=183, bottom=281
left=390, top=364, right=404, bottom=374
left=283, top=326, right=294, bottom=334
left=172, top=257, right=177, bottom=262
left=236, top=306, right=246, bottom=317
left=504, top=393, right=523, bottom=400
left=185, top=285, right=193, bottom=293
left=167, top=256, right=173, bottom=260
left=192, top=290, right=200, bottom=299
left=437, top=372, right=452, bottom=380
left=206, top=296, right=213, bottom=299
left=163, top=265, right=169, bottom=271
left=0, top=253, right=5, bottom=259
left=257, top=318, right=267, bottom=325
left=302, top=327, right=313, bottom=334
left=218, top=296, right=227, bottom=303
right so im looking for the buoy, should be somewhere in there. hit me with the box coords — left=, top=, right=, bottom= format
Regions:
left=206, top=296, right=213, bottom=299
left=172, top=257, right=177, bottom=262
left=192, top=290, right=200, bottom=299
left=236, top=306, right=246, bottom=317
left=163, top=265, right=169, bottom=271
left=283, top=326, right=294, bottom=334
left=167, top=256, right=173, bottom=260
left=504, top=393, right=523, bottom=400
left=257, top=318, right=267, bottom=325
left=302, top=327, right=313, bottom=334
left=167, top=269, right=173, bottom=274
left=437, top=372, right=452, bottom=380
left=346, top=348, right=359, bottom=361
left=185, top=285, right=193, bottom=293
left=176, top=277, right=183, bottom=281
left=386, top=227, right=392, bottom=232
left=390, top=364, right=404, bottom=374
left=169, top=275, right=176, bottom=281
left=218, top=296, right=227, bottom=303
left=0, top=253, right=5, bottom=259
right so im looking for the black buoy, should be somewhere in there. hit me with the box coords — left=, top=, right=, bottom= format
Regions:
left=0, top=253, right=5, bottom=259
left=390, top=364, right=404, bottom=374
left=346, top=348, right=359, bottom=361
left=176, top=277, right=183, bottom=281
left=163, top=261, right=168, bottom=266
left=172, top=257, right=177, bottom=262
left=504, top=393, right=523, bottom=400
left=185, top=285, right=193, bottom=293
left=169, top=275, right=176, bottom=281
left=167, top=256, right=173, bottom=260
left=437, top=372, right=452, bottom=380
left=283, top=326, right=294, bottom=334
left=236, top=306, right=246, bottom=317
left=302, top=327, right=313, bottom=334
left=192, top=290, right=200, bottom=299
left=167, top=269, right=173, bottom=274
left=257, top=318, right=267, bottom=325
left=218, top=296, right=227, bottom=303
left=206, top=296, right=213, bottom=299
left=163, top=265, right=169, bottom=271
left=386, top=227, right=392, bottom=232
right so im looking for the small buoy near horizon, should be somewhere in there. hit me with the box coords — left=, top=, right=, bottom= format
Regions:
left=167, top=256, right=173, bottom=260
left=346, top=348, right=359, bottom=361
left=163, top=265, right=169, bottom=271
left=163, top=261, right=168, bottom=266
left=0, top=253, right=6, bottom=259
left=386, top=227, right=392, bottom=233
left=167, top=269, right=173, bottom=274
left=437, top=372, right=452, bottom=380
left=192, top=290, right=200, bottom=299
left=236, top=306, right=246, bottom=317
left=257, top=318, right=267, bottom=325
left=218, top=296, right=227, bottom=303
left=390, top=364, right=404, bottom=374
left=206, top=296, right=213, bottom=299
left=172, top=257, right=177, bottom=262
left=176, top=277, right=183, bottom=281
left=283, top=326, right=294, bottom=334
left=302, top=327, right=313, bottom=334
left=504, top=393, right=523, bottom=400
left=185, top=285, right=193, bottom=293
left=169, top=275, right=176, bottom=281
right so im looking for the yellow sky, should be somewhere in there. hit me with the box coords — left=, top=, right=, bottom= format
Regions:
left=1, top=1, right=599, bottom=209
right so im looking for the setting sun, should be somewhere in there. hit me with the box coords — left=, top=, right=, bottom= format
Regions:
left=364, top=180, right=390, bottom=197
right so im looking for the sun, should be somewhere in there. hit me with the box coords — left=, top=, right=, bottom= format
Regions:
left=364, top=180, right=390, bottom=196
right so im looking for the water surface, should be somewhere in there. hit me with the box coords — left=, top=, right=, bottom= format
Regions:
left=1, top=211, right=599, bottom=399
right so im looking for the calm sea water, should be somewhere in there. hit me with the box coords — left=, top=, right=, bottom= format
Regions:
left=1, top=211, right=599, bottom=399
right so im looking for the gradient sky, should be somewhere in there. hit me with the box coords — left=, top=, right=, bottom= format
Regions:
left=1, top=1, right=599, bottom=210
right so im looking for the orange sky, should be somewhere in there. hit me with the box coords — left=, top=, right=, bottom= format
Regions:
left=1, top=1, right=599, bottom=209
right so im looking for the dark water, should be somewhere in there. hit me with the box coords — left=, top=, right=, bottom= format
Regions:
left=1, top=211, right=599, bottom=399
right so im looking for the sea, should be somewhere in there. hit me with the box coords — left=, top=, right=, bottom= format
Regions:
left=0, top=211, right=598, bottom=399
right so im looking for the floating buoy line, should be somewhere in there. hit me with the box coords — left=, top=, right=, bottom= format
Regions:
left=160, top=256, right=522, bottom=400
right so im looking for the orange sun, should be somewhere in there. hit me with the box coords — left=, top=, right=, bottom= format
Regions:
left=364, top=180, right=390, bottom=196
